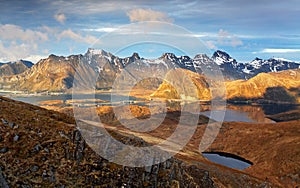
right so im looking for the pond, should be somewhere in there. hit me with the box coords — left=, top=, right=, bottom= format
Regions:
left=202, top=152, right=253, bottom=170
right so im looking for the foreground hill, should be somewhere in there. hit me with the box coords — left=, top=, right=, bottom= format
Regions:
left=0, top=96, right=278, bottom=187
left=1, top=96, right=299, bottom=186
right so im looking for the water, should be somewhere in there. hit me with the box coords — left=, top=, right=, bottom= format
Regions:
left=198, top=103, right=299, bottom=123
left=8, top=93, right=140, bottom=106
left=3, top=93, right=298, bottom=123
left=200, top=109, right=255, bottom=122
left=202, top=152, right=252, bottom=170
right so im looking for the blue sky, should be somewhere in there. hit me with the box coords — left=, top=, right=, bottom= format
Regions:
left=0, top=0, right=300, bottom=63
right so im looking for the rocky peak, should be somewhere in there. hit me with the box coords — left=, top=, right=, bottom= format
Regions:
left=211, top=50, right=237, bottom=66
left=160, top=53, right=177, bottom=61
left=194, top=54, right=210, bottom=60
left=212, top=50, right=231, bottom=60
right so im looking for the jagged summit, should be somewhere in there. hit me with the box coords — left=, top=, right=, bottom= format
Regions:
left=0, top=49, right=299, bottom=92
left=160, top=52, right=177, bottom=61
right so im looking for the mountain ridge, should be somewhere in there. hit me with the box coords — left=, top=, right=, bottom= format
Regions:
left=0, top=49, right=299, bottom=93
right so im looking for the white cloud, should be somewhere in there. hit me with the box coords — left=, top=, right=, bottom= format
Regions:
left=54, top=13, right=66, bottom=24
left=261, top=48, right=300, bottom=53
left=0, top=41, right=40, bottom=62
left=24, top=55, right=48, bottom=63
left=206, top=40, right=217, bottom=49
left=0, top=24, right=50, bottom=62
left=58, top=29, right=98, bottom=44
left=126, top=8, right=173, bottom=23
left=0, top=24, right=99, bottom=62
left=85, top=27, right=118, bottom=33
left=0, top=24, right=48, bottom=42
left=217, top=29, right=243, bottom=47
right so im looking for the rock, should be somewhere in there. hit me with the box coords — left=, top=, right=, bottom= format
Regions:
left=31, top=165, right=39, bottom=172
left=1, top=119, right=8, bottom=125
left=13, top=135, right=19, bottom=142
left=42, top=170, right=48, bottom=180
left=0, top=147, right=8, bottom=153
left=33, top=144, right=42, bottom=153
left=44, top=147, right=49, bottom=153
left=0, top=168, right=9, bottom=188
left=49, top=166, right=56, bottom=182
left=8, top=122, right=15, bottom=128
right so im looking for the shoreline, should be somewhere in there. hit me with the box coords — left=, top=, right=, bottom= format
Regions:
left=1, top=89, right=299, bottom=106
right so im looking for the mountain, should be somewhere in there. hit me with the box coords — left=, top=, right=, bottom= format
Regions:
left=151, top=69, right=300, bottom=103
left=225, top=69, right=300, bottom=103
left=0, top=49, right=299, bottom=92
left=212, top=50, right=300, bottom=80
left=0, top=60, right=33, bottom=77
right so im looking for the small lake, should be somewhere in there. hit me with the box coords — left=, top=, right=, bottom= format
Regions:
left=202, top=152, right=252, bottom=170
left=200, top=109, right=256, bottom=123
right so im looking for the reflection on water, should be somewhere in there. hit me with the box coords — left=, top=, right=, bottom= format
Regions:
left=202, top=152, right=252, bottom=170
left=9, top=94, right=140, bottom=106
left=3, top=93, right=298, bottom=123
left=200, top=109, right=255, bottom=122
left=200, top=104, right=277, bottom=123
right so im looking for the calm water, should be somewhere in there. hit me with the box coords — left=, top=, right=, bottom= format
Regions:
left=199, top=104, right=299, bottom=123
left=9, top=94, right=139, bottom=106
left=200, top=109, right=255, bottom=123
left=202, top=152, right=252, bottom=170
left=3, top=93, right=298, bottom=123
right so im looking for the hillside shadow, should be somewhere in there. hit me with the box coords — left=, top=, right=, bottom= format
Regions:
left=263, top=86, right=297, bottom=103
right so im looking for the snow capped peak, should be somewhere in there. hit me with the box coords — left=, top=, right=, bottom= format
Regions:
left=193, top=54, right=210, bottom=60
left=212, top=50, right=231, bottom=60
left=86, top=48, right=110, bottom=56
left=211, top=50, right=236, bottom=65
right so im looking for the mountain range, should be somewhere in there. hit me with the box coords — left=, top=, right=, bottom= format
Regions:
left=0, top=49, right=299, bottom=103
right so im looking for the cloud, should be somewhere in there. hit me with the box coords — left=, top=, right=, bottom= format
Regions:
left=54, top=13, right=66, bottom=24
left=126, top=8, right=173, bottom=22
left=0, top=24, right=49, bottom=62
left=85, top=27, right=118, bottom=33
left=0, top=41, right=39, bottom=62
left=0, top=24, right=98, bottom=62
left=206, top=40, right=217, bottom=49
left=58, top=29, right=98, bottom=44
left=217, top=29, right=243, bottom=47
left=24, top=55, right=48, bottom=63
left=0, top=24, right=48, bottom=42
left=260, top=48, right=300, bottom=53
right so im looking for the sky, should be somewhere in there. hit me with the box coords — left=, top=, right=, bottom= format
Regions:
left=0, top=0, right=300, bottom=63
